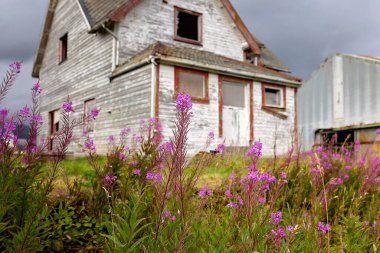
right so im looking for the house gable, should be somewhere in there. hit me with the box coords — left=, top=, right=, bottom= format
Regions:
left=117, top=0, right=248, bottom=63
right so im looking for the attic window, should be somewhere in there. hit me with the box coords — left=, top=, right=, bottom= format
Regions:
left=174, top=7, right=202, bottom=45
left=262, top=84, right=285, bottom=109
left=59, top=33, right=68, bottom=63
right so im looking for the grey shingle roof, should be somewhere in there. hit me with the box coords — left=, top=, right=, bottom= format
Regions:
left=78, top=0, right=127, bottom=28
left=114, top=42, right=300, bottom=82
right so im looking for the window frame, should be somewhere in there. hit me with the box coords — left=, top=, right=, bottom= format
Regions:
left=262, top=83, right=286, bottom=109
left=174, top=66, right=209, bottom=104
left=48, top=109, right=60, bottom=151
left=84, top=98, right=96, bottom=132
left=173, top=6, right=203, bottom=46
left=59, top=33, right=68, bottom=64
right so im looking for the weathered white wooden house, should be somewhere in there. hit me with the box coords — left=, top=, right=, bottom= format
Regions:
left=32, top=0, right=301, bottom=155
left=298, top=53, right=380, bottom=151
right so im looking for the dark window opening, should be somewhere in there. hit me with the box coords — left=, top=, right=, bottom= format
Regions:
left=59, top=33, right=68, bottom=63
left=263, top=85, right=284, bottom=108
left=174, top=7, right=202, bottom=44
left=177, top=12, right=198, bottom=40
left=319, top=129, right=355, bottom=150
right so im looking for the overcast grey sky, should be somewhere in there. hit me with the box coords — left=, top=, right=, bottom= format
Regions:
left=1, top=0, right=380, bottom=110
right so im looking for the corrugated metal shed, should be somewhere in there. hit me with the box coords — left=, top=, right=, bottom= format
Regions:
left=298, top=53, right=380, bottom=150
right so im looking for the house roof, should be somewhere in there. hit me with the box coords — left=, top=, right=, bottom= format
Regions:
left=112, top=42, right=301, bottom=85
left=32, top=0, right=292, bottom=77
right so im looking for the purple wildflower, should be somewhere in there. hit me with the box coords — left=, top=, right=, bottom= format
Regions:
left=160, top=141, right=173, bottom=152
left=121, top=127, right=131, bottom=136
left=224, top=189, right=234, bottom=198
left=271, top=227, right=285, bottom=238
left=0, top=109, right=9, bottom=118
left=198, top=186, right=213, bottom=198
left=103, top=173, right=117, bottom=188
left=62, top=101, right=75, bottom=112
left=216, top=143, right=225, bottom=153
left=4, top=121, right=16, bottom=132
left=89, top=107, right=100, bottom=119
left=133, top=169, right=141, bottom=176
left=32, top=82, right=42, bottom=93
left=30, top=114, right=43, bottom=125
left=237, top=195, right=244, bottom=206
left=9, top=62, right=21, bottom=73
left=247, top=141, right=262, bottom=157
left=176, top=92, right=192, bottom=110
left=129, top=160, right=137, bottom=166
left=269, top=212, right=282, bottom=225
left=83, top=138, right=96, bottom=152
left=376, top=128, right=380, bottom=134
left=226, top=202, right=239, bottom=208
left=208, top=131, right=215, bottom=140
left=107, top=135, right=115, bottom=142
left=146, top=171, right=163, bottom=183
left=286, top=225, right=294, bottom=232
left=18, top=105, right=30, bottom=118
left=119, top=152, right=127, bottom=161
left=317, top=222, right=331, bottom=234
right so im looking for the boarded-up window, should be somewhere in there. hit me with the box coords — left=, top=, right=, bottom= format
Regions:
left=59, top=33, right=68, bottom=63
left=84, top=99, right=96, bottom=132
left=222, top=81, right=246, bottom=107
left=263, top=85, right=285, bottom=108
left=175, top=67, right=209, bottom=103
left=174, top=7, right=202, bottom=44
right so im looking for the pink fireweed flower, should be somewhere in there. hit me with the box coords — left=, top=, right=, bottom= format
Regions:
left=247, top=141, right=262, bottom=158
left=107, top=135, right=115, bottom=142
left=32, top=82, right=42, bottom=93
left=9, top=61, right=21, bottom=73
left=129, top=160, right=138, bottom=166
left=4, top=121, right=16, bottom=132
left=133, top=134, right=142, bottom=143
left=376, top=128, right=380, bottom=134
left=228, top=171, right=237, bottom=183
left=216, top=143, right=225, bottom=153
left=176, top=92, right=192, bottom=110
left=269, top=212, right=282, bottom=225
left=18, top=105, right=30, bottom=118
left=89, top=107, right=100, bottom=119
left=160, top=141, right=173, bottom=152
left=146, top=171, right=163, bottom=183
left=259, top=197, right=266, bottom=203
left=271, top=227, right=285, bottom=238
left=132, top=169, right=141, bottom=176
left=227, top=202, right=239, bottom=208
left=208, top=131, right=215, bottom=140
left=317, top=222, right=331, bottom=234
left=83, top=138, right=96, bottom=152
left=159, top=163, right=164, bottom=170
left=286, top=225, right=294, bottom=232
left=119, top=152, right=127, bottom=161
left=237, top=195, right=244, bottom=206
left=0, top=108, right=9, bottom=118
left=62, top=101, right=75, bottom=112
left=103, top=173, right=117, bottom=188
left=198, top=186, right=213, bottom=198
left=224, top=189, right=234, bottom=198
left=30, top=114, right=43, bottom=125
left=121, top=127, right=131, bottom=136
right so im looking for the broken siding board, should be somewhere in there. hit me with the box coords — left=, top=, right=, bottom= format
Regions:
left=118, top=0, right=246, bottom=63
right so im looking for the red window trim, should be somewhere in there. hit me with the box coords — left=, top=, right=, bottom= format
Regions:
left=261, top=83, right=286, bottom=110
left=59, top=33, right=68, bottom=64
left=173, top=6, right=203, bottom=46
left=218, top=75, right=254, bottom=141
left=174, top=66, right=209, bottom=104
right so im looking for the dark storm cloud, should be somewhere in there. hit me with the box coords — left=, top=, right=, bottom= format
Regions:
left=1, top=0, right=380, bottom=110
left=0, top=0, right=48, bottom=60
left=233, top=0, right=380, bottom=78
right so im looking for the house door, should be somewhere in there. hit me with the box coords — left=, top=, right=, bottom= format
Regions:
left=222, top=80, right=250, bottom=146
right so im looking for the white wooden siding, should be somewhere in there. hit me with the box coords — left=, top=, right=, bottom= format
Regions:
left=118, top=0, right=246, bottom=63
